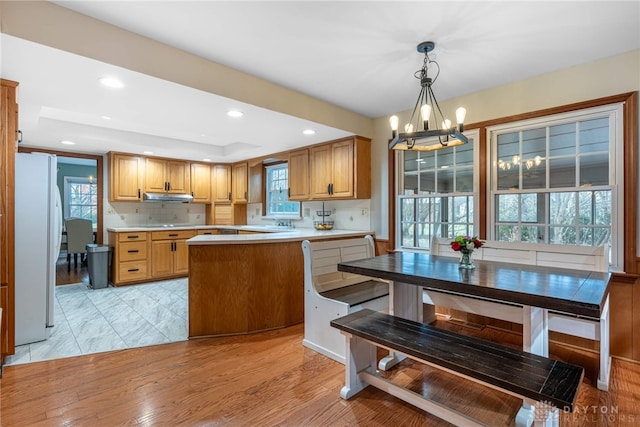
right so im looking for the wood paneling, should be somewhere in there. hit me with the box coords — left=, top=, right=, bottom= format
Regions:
left=188, top=240, right=305, bottom=337
left=1, top=79, right=18, bottom=358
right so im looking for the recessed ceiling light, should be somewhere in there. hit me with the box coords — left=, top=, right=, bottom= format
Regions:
left=101, top=115, right=112, bottom=120
left=200, top=133, right=207, bottom=137
left=99, top=76, right=124, bottom=89
left=143, top=151, right=154, bottom=155
left=303, top=129, right=316, bottom=135
left=60, top=140, right=75, bottom=145
left=203, top=158, right=212, bottom=162
left=227, top=110, right=243, bottom=118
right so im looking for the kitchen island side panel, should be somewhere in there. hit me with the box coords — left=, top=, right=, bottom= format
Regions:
left=188, top=241, right=304, bottom=338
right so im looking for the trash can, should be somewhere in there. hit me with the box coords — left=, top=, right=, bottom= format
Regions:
left=86, top=244, right=113, bottom=289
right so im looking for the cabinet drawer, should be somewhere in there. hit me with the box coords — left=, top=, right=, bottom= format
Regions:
left=151, top=230, right=196, bottom=240
left=118, top=261, right=148, bottom=281
left=197, top=229, right=217, bottom=235
left=119, top=241, right=148, bottom=262
left=118, top=232, right=148, bottom=242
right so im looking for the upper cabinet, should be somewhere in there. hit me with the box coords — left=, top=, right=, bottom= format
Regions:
left=288, top=148, right=310, bottom=200
left=248, top=163, right=263, bottom=204
left=211, top=164, right=232, bottom=203
left=109, top=152, right=144, bottom=202
left=232, top=162, right=248, bottom=204
left=309, top=136, right=371, bottom=200
left=144, top=158, right=190, bottom=194
left=190, top=162, right=211, bottom=204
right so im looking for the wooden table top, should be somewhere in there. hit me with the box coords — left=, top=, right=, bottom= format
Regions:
left=338, top=252, right=612, bottom=319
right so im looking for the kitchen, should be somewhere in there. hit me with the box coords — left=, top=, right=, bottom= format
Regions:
left=1, top=1, right=640, bottom=425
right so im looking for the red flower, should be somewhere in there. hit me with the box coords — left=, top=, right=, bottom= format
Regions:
left=451, top=242, right=461, bottom=251
left=474, top=239, right=484, bottom=248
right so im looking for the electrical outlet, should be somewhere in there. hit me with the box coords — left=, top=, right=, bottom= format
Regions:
left=304, top=208, right=310, bottom=217
left=135, top=208, right=139, bottom=213
left=106, top=207, right=114, bottom=214
left=120, top=215, right=125, bottom=221
left=361, top=208, right=369, bottom=216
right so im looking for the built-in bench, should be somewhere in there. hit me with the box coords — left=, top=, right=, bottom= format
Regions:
left=429, top=237, right=610, bottom=390
left=301, top=236, right=389, bottom=363
left=332, top=309, right=584, bottom=427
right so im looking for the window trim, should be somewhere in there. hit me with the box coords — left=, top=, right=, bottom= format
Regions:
left=264, top=162, right=301, bottom=218
left=487, top=103, right=623, bottom=271
left=389, top=91, right=637, bottom=274
left=395, top=130, right=480, bottom=250
left=63, top=176, right=98, bottom=226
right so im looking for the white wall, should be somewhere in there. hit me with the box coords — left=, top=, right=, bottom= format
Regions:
left=370, top=49, right=640, bottom=241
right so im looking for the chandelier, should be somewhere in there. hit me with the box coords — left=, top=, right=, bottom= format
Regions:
left=389, top=41, right=468, bottom=151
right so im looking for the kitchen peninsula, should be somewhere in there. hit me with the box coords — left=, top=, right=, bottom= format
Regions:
left=186, top=229, right=372, bottom=338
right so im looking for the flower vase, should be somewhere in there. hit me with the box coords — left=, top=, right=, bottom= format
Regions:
left=459, top=250, right=475, bottom=270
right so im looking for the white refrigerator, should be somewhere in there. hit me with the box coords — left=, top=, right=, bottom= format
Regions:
left=15, top=152, right=62, bottom=346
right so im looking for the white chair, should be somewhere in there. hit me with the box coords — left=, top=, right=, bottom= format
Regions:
left=65, top=218, right=93, bottom=271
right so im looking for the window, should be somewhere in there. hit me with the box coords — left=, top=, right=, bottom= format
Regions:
left=397, top=131, right=479, bottom=250
left=265, top=163, right=300, bottom=217
left=489, top=104, right=623, bottom=269
left=64, top=177, right=98, bottom=227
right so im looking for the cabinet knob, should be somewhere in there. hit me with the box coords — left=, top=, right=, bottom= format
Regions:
left=228, top=192, right=232, bottom=201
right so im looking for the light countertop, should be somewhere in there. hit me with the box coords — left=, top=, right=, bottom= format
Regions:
left=106, top=225, right=373, bottom=244
left=186, top=228, right=374, bottom=245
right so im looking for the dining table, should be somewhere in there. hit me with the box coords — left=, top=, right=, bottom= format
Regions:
left=337, top=251, right=612, bottom=420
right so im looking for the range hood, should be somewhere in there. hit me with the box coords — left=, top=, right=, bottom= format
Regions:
left=143, top=192, right=193, bottom=203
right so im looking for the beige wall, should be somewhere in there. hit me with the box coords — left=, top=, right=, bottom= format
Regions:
left=370, top=49, right=640, bottom=240
left=2, top=1, right=638, bottom=241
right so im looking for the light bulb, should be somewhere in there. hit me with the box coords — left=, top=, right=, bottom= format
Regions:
left=389, top=115, right=399, bottom=131
left=404, top=123, right=414, bottom=133
left=390, top=115, right=399, bottom=138
left=420, top=104, right=432, bottom=131
left=456, top=107, right=466, bottom=132
left=442, top=119, right=451, bottom=129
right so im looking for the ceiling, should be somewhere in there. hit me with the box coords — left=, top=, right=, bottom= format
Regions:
left=2, top=1, right=639, bottom=163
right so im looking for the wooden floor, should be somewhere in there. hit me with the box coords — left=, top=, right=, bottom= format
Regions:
left=1, top=320, right=638, bottom=426
left=56, top=253, right=90, bottom=286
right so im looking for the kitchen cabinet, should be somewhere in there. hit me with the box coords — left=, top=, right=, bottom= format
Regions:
left=1, top=79, right=18, bottom=359
left=190, top=162, right=211, bottom=203
left=109, top=152, right=144, bottom=202
left=109, top=231, right=150, bottom=285
left=288, top=149, right=310, bottom=200
left=309, top=136, right=371, bottom=200
left=205, top=203, right=247, bottom=225
left=150, top=230, right=195, bottom=277
left=212, top=164, right=232, bottom=203
left=248, top=163, right=263, bottom=203
left=145, top=158, right=190, bottom=194
left=232, top=162, right=248, bottom=203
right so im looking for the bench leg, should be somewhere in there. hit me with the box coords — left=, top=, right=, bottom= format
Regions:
left=597, top=294, right=611, bottom=391
left=516, top=401, right=559, bottom=427
left=379, top=280, right=421, bottom=371
left=340, top=333, right=376, bottom=400
left=518, top=307, right=549, bottom=427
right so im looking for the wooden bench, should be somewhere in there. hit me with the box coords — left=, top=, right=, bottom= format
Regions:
left=429, top=237, right=611, bottom=391
left=332, top=309, right=584, bottom=427
left=301, top=236, right=389, bottom=363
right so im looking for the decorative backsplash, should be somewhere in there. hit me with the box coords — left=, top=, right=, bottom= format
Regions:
left=105, top=202, right=207, bottom=229
left=103, top=199, right=372, bottom=232
left=246, top=199, right=372, bottom=231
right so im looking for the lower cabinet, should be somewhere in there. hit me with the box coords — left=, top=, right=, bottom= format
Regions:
left=150, top=230, right=195, bottom=278
left=111, top=229, right=196, bottom=286
left=110, top=231, right=150, bottom=285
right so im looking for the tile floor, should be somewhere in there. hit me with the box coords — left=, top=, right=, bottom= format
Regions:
left=5, top=278, right=188, bottom=366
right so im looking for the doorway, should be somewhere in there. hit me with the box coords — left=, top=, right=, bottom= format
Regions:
left=17, top=147, right=103, bottom=285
